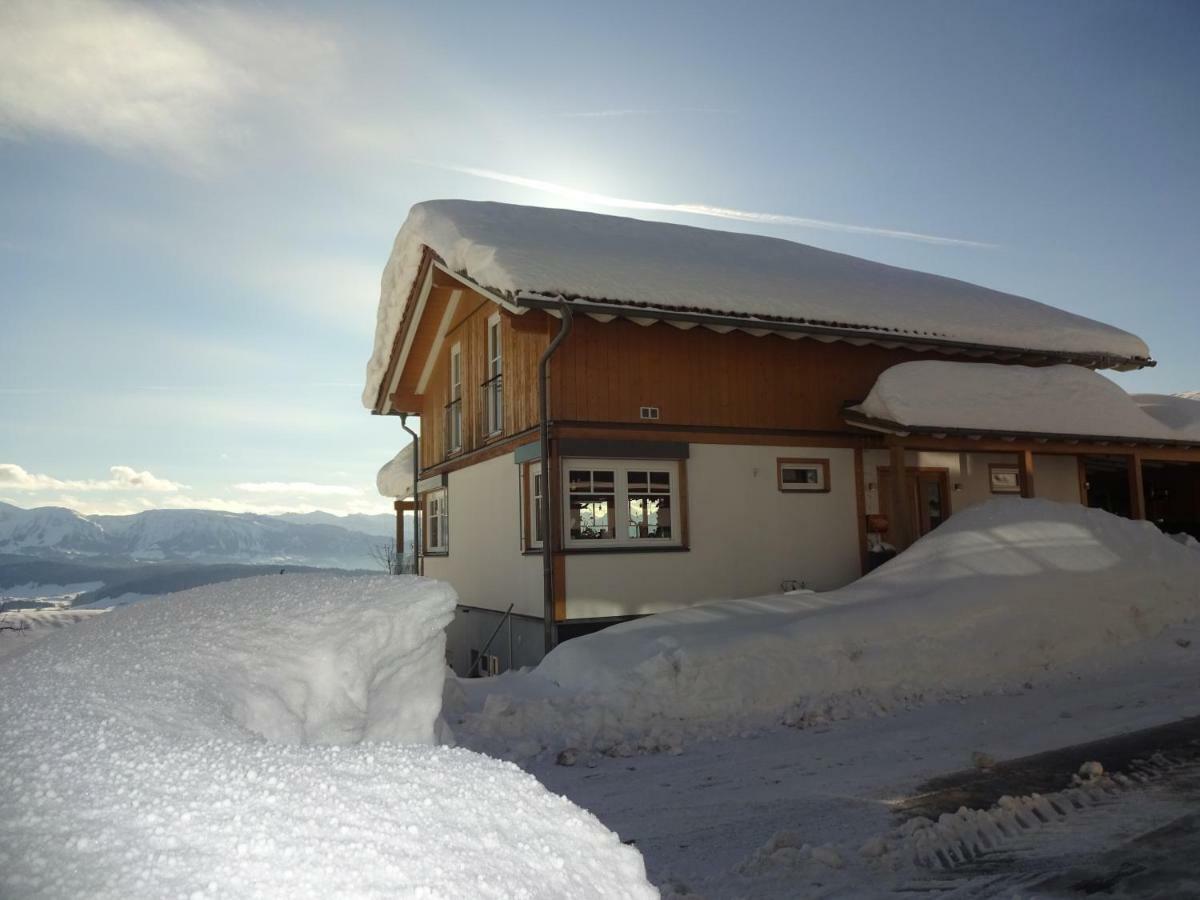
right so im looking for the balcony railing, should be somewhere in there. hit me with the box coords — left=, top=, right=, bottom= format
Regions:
left=480, top=373, right=503, bottom=437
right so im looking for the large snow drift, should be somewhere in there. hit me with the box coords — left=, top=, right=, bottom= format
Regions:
left=363, top=200, right=1148, bottom=407
left=461, top=501, right=1200, bottom=755
left=851, top=361, right=1200, bottom=443
left=0, top=575, right=655, bottom=898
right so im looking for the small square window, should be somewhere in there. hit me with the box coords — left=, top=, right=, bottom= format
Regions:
left=777, top=458, right=830, bottom=493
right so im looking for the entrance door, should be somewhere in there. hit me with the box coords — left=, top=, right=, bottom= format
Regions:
left=878, top=468, right=950, bottom=543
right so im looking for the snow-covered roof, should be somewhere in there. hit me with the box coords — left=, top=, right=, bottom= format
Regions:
left=363, top=200, right=1151, bottom=408
left=847, top=362, right=1200, bottom=445
left=1134, top=393, right=1200, bottom=434
left=376, top=443, right=415, bottom=499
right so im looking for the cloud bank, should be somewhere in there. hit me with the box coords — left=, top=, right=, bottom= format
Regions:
left=0, top=463, right=185, bottom=493
left=0, top=0, right=336, bottom=169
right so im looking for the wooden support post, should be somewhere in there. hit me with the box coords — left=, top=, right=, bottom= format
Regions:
left=888, top=440, right=914, bottom=552
left=1019, top=449, right=1036, bottom=499
left=1128, top=452, right=1146, bottom=520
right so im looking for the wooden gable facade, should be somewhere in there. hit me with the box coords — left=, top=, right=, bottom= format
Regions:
left=380, top=265, right=1008, bottom=473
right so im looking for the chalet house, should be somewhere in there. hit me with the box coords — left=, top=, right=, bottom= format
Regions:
left=365, top=200, right=1200, bottom=675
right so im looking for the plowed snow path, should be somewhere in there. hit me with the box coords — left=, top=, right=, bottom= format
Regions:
left=530, top=626, right=1200, bottom=898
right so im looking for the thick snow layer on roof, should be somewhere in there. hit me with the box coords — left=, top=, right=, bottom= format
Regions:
left=849, top=361, right=1200, bottom=443
left=457, top=500, right=1200, bottom=756
left=363, top=200, right=1149, bottom=407
left=1133, top=392, right=1200, bottom=435
left=0, top=574, right=654, bottom=898
left=377, top=442, right=415, bottom=498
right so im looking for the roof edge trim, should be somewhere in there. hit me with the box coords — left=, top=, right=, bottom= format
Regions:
left=514, top=293, right=1154, bottom=371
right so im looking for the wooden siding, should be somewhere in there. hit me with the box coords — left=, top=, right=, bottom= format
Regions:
left=418, top=297, right=549, bottom=469
left=547, top=316, right=979, bottom=432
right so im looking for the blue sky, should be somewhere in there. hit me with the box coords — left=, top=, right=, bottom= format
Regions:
left=1, top=0, right=1197, bottom=516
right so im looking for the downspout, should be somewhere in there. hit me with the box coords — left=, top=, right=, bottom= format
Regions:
left=400, top=413, right=421, bottom=576
left=538, top=300, right=574, bottom=655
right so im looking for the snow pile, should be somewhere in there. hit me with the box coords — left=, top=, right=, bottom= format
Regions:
left=363, top=200, right=1148, bottom=407
left=851, top=361, right=1200, bottom=442
left=0, top=574, right=656, bottom=898
left=461, top=500, right=1200, bottom=755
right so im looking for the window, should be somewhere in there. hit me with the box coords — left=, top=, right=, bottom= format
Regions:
left=483, top=314, right=503, bottom=436
left=777, top=458, right=830, bottom=493
left=426, top=489, right=449, bottom=553
left=567, top=467, right=615, bottom=541
left=626, top=469, right=672, bottom=539
left=446, top=344, right=462, bottom=454
left=523, top=463, right=545, bottom=550
left=562, top=459, right=682, bottom=548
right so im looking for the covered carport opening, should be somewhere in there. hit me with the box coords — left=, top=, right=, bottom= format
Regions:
left=1080, top=455, right=1134, bottom=519
left=1142, top=459, right=1200, bottom=540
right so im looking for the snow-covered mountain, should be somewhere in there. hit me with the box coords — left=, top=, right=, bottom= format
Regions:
left=276, top=510, right=397, bottom=537
left=0, top=502, right=394, bottom=570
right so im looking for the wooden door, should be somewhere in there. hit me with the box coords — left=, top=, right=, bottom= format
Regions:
left=878, top=467, right=950, bottom=543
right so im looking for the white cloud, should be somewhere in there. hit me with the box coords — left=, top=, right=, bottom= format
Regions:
left=155, top=494, right=388, bottom=517
left=0, top=0, right=337, bottom=169
left=1, top=492, right=390, bottom=517
left=234, top=482, right=363, bottom=497
left=559, top=107, right=730, bottom=119
left=411, top=161, right=994, bottom=248
left=0, top=463, right=185, bottom=493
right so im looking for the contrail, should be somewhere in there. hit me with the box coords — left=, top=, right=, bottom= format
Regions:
left=411, top=161, right=995, bottom=248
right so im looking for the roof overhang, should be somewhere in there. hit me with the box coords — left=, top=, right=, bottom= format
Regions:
left=513, top=292, right=1155, bottom=372
left=842, top=407, right=1200, bottom=450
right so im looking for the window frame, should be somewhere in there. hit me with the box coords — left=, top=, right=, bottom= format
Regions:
left=446, top=343, right=463, bottom=454
left=560, top=458, right=683, bottom=550
left=521, top=461, right=545, bottom=552
left=484, top=313, right=503, bottom=437
left=776, top=457, right=831, bottom=493
left=425, top=488, right=449, bottom=555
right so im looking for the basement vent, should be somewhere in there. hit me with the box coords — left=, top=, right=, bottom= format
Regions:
left=639, top=406, right=660, bottom=420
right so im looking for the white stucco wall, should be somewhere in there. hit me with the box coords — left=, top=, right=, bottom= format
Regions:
left=863, top=449, right=1082, bottom=517
left=565, top=444, right=862, bottom=619
left=421, top=452, right=543, bottom=617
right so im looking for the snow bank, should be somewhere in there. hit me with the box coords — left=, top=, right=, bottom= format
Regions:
left=851, top=362, right=1200, bottom=443
left=363, top=200, right=1148, bottom=407
left=0, top=574, right=655, bottom=898
left=462, top=500, right=1200, bottom=755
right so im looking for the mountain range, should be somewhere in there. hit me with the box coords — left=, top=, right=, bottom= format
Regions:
left=0, top=501, right=402, bottom=570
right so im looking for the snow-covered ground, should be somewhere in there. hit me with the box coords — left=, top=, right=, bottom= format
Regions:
left=527, top=622, right=1200, bottom=897
left=0, top=575, right=655, bottom=899
left=5, top=500, right=1199, bottom=898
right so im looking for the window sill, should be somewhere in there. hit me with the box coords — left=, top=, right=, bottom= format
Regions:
left=424, top=551, right=449, bottom=558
